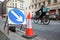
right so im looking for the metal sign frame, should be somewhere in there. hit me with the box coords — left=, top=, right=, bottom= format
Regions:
left=4, top=8, right=26, bottom=34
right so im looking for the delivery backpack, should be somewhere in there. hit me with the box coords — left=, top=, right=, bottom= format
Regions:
left=42, top=7, right=47, bottom=12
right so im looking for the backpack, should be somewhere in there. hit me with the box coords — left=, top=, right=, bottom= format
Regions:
left=42, top=7, right=47, bottom=12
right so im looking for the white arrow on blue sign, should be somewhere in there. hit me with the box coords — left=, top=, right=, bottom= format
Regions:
left=8, top=8, right=25, bottom=24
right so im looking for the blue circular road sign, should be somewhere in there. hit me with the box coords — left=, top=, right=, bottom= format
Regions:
left=8, top=8, right=25, bottom=24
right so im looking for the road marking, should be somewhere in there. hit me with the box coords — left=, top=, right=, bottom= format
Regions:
left=35, top=37, right=41, bottom=40
left=50, top=22, right=60, bottom=24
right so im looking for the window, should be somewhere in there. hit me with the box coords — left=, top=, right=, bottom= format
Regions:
left=11, top=0, right=14, bottom=2
left=26, top=7, right=27, bottom=10
left=32, top=0, right=34, bottom=3
left=39, top=3, right=41, bottom=6
left=43, top=1, right=45, bottom=5
left=54, top=0, right=57, bottom=3
left=48, top=0, right=51, bottom=4
left=29, top=6, right=30, bottom=9
left=39, top=0, right=41, bottom=1
left=15, top=3, right=17, bottom=8
left=32, top=5, right=33, bottom=8
left=15, top=0, right=17, bottom=2
left=36, top=0, right=37, bottom=2
left=35, top=4, right=37, bottom=8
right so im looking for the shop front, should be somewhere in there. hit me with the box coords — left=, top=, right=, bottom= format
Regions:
left=49, top=10, right=56, bottom=14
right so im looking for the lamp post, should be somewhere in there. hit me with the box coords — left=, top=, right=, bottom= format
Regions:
left=0, top=0, right=4, bottom=18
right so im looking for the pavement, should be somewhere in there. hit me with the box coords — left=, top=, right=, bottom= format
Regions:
left=0, top=18, right=41, bottom=40
left=0, top=31, right=10, bottom=40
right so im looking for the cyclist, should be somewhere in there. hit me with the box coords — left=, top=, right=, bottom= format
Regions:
left=36, top=5, right=47, bottom=23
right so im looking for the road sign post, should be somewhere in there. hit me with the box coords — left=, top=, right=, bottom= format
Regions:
left=4, top=8, right=26, bottom=34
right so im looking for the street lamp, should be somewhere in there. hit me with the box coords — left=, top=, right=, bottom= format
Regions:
left=0, top=0, right=4, bottom=18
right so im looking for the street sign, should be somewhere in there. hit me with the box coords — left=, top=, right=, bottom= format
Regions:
left=8, top=8, right=26, bottom=24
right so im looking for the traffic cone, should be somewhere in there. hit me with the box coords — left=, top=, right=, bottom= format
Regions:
left=22, top=12, right=37, bottom=39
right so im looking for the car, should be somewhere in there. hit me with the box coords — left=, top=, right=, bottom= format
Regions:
left=49, top=14, right=57, bottom=20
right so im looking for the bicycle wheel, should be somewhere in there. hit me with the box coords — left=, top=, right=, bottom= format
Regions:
left=42, top=16, right=50, bottom=25
left=33, top=18, right=39, bottom=24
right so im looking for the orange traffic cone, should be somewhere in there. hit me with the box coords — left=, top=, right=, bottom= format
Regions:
left=22, top=12, right=37, bottom=39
